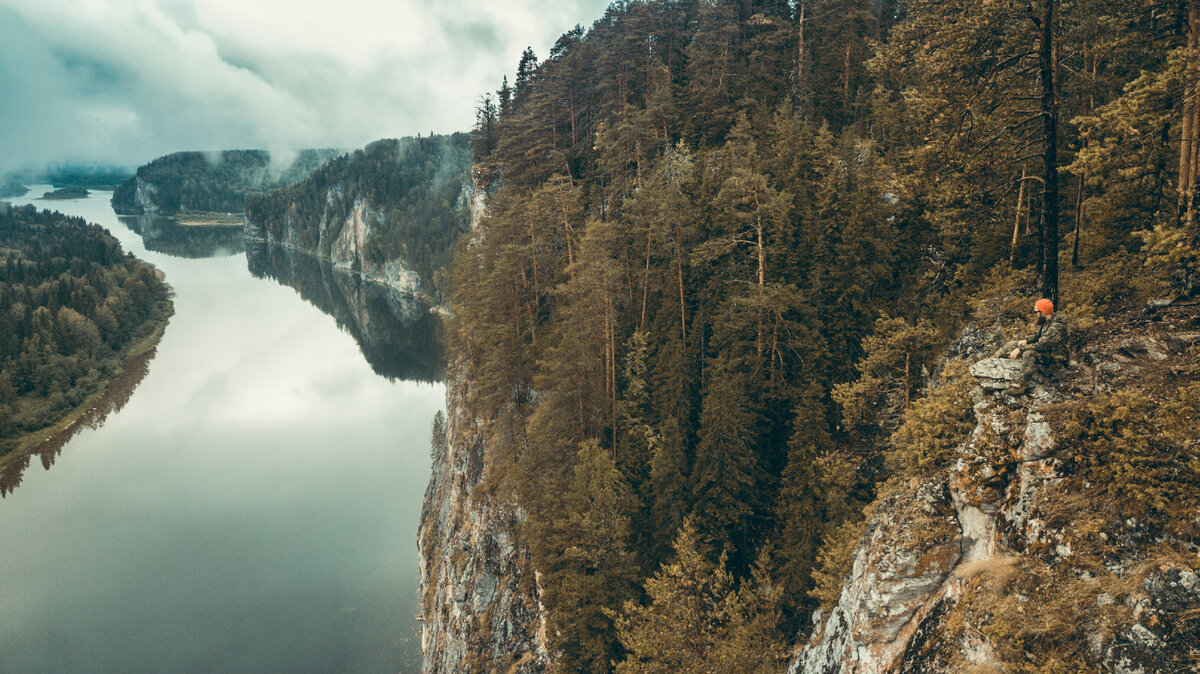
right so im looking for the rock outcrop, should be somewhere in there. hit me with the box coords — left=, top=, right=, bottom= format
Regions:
left=417, top=359, right=549, bottom=673
left=968, top=357, right=1024, bottom=392
left=792, top=304, right=1200, bottom=673
left=792, top=479, right=963, bottom=674
left=246, top=192, right=423, bottom=296
left=792, top=392, right=1061, bottom=674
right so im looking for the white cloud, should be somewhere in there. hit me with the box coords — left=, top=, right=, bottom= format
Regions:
left=0, top=0, right=611, bottom=173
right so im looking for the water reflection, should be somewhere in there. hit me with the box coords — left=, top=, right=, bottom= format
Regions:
left=246, top=242, right=444, bottom=383
left=118, top=215, right=245, bottom=258
left=1, top=190, right=440, bottom=672
left=1, top=345, right=156, bottom=497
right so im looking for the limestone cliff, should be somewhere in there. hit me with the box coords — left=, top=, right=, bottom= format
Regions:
left=792, top=303, right=1200, bottom=673
left=417, top=358, right=550, bottom=673
left=244, top=136, right=472, bottom=302
left=417, top=165, right=550, bottom=673
left=245, top=190, right=423, bottom=296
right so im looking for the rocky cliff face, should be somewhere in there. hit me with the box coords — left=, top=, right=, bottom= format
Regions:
left=418, top=167, right=551, bottom=673
left=417, top=359, right=550, bottom=673
left=792, top=306, right=1200, bottom=673
left=132, top=178, right=161, bottom=216
left=245, top=190, right=423, bottom=296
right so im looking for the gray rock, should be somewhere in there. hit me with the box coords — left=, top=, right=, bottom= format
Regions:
left=1118, top=336, right=1170, bottom=361
left=969, top=358, right=1025, bottom=390
left=792, top=480, right=962, bottom=674
left=1166, top=332, right=1200, bottom=352
left=1021, top=413, right=1055, bottom=460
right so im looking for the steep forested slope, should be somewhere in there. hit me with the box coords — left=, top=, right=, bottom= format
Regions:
left=245, top=135, right=472, bottom=299
left=426, top=1, right=1200, bottom=671
left=0, top=205, right=172, bottom=458
left=111, top=149, right=340, bottom=215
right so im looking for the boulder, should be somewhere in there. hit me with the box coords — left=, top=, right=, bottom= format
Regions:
left=969, top=358, right=1024, bottom=391
left=1118, top=336, right=1170, bottom=361
left=1166, top=332, right=1200, bottom=352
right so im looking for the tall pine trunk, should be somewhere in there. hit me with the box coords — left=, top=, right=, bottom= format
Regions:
left=1038, top=0, right=1060, bottom=304
left=1180, top=2, right=1200, bottom=231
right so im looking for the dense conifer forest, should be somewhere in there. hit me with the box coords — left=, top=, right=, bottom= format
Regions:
left=447, top=0, right=1200, bottom=669
left=110, top=149, right=340, bottom=215
left=245, top=135, right=472, bottom=297
left=0, top=205, right=173, bottom=458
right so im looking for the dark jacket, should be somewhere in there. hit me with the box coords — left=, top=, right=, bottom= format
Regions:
left=1025, top=314, right=1069, bottom=363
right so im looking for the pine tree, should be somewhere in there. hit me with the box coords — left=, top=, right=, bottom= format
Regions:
left=768, top=385, right=833, bottom=630
left=614, top=520, right=786, bottom=673
left=832, top=315, right=942, bottom=439
left=690, top=352, right=766, bottom=569
left=539, top=439, right=638, bottom=673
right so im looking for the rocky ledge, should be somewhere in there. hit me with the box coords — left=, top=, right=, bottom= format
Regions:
left=417, top=165, right=548, bottom=672
left=792, top=300, right=1200, bottom=673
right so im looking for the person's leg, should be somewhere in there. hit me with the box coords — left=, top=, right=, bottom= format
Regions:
left=994, top=340, right=1020, bottom=358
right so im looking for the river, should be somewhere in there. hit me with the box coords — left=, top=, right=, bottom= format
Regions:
left=0, top=188, right=442, bottom=672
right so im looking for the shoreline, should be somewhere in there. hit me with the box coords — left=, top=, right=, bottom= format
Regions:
left=174, top=212, right=244, bottom=227
left=0, top=303, right=172, bottom=476
left=245, top=236, right=432, bottom=303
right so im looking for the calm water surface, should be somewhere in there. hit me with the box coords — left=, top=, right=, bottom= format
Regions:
left=0, top=188, right=441, bottom=672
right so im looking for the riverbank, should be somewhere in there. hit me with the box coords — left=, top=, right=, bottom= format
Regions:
left=175, top=212, right=244, bottom=227
left=0, top=297, right=173, bottom=475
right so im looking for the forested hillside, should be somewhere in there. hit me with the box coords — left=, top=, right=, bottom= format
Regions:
left=1, top=179, right=29, bottom=199
left=0, top=205, right=172, bottom=458
left=245, top=135, right=472, bottom=298
left=441, top=0, right=1200, bottom=670
left=111, top=149, right=340, bottom=215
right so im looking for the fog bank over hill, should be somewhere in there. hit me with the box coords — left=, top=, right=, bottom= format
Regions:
left=0, top=0, right=610, bottom=174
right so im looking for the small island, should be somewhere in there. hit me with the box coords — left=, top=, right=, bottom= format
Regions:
left=42, top=186, right=90, bottom=200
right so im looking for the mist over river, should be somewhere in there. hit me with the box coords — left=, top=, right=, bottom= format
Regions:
left=0, top=188, right=442, bottom=672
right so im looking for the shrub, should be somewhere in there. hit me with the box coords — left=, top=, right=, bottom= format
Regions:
left=1058, top=388, right=1200, bottom=518
left=888, top=361, right=976, bottom=474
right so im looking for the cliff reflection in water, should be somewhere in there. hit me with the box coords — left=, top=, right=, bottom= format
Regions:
left=118, top=215, right=246, bottom=258
left=0, top=346, right=156, bottom=497
left=246, top=243, right=443, bottom=383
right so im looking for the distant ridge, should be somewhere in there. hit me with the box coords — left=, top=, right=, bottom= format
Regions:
left=111, top=148, right=342, bottom=216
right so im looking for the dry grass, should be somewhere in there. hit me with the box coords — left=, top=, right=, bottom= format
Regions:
left=952, top=555, right=1020, bottom=583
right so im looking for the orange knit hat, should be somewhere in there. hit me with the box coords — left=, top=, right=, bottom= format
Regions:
left=1035, top=298, right=1055, bottom=314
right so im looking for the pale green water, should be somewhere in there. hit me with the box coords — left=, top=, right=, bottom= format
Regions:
left=0, top=188, right=441, bottom=672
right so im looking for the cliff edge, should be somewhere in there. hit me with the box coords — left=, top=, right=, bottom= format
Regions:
left=792, top=301, right=1200, bottom=673
left=418, top=165, right=550, bottom=673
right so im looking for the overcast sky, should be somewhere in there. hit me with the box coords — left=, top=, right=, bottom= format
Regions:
left=0, top=0, right=612, bottom=175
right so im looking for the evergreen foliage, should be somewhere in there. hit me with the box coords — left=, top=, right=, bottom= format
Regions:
left=112, top=149, right=339, bottom=215
left=445, top=0, right=1200, bottom=668
left=1059, top=386, right=1200, bottom=517
left=0, top=206, right=172, bottom=454
left=886, top=361, right=976, bottom=473
left=612, top=521, right=787, bottom=674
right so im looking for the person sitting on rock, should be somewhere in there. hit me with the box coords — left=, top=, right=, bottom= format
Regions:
left=993, top=298, right=1069, bottom=395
